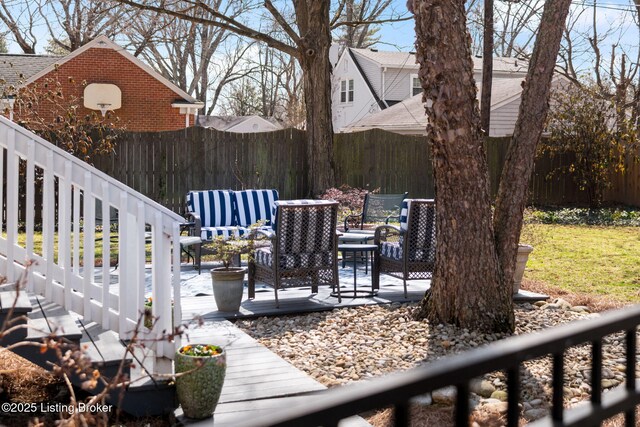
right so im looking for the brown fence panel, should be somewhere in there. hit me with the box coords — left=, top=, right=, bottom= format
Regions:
left=93, top=127, right=309, bottom=214
left=88, top=128, right=640, bottom=216
left=335, top=129, right=434, bottom=198
left=606, top=154, right=640, bottom=206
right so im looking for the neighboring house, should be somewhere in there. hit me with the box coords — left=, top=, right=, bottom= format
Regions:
left=345, top=78, right=524, bottom=136
left=0, top=35, right=203, bottom=132
left=332, top=47, right=528, bottom=133
left=345, top=75, right=570, bottom=137
left=198, top=115, right=283, bottom=133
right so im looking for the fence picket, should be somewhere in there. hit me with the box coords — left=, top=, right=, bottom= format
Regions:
left=5, top=128, right=17, bottom=282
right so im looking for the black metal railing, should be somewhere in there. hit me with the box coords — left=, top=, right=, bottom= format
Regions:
left=235, top=305, right=640, bottom=427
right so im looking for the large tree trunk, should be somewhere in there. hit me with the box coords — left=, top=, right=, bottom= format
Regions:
left=411, top=0, right=514, bottom=332
left=480, top=0, right=493, bottom=134
left=296, top=0, right=336, bottom=196
left=492, top=0, right=572, bottom=287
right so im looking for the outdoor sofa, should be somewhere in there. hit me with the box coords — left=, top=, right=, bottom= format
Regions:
left=184, top=189, right=279, bottom=267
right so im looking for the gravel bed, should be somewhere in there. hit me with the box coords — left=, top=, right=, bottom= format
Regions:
left=237, top=299, right=635, bottom=422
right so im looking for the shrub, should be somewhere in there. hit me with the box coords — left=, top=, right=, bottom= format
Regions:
left=318, top=185, right=378, bottom=225
left=541, top=83, right=640, bottom=207
left=524, top=206, right=640, bottom=226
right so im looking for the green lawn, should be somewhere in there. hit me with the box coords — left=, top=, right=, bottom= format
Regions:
left=7, top=224, right=640, bottom=303
left=520, top=224, right=640, bottom=303
left=6, top=231, right=121, bottom=267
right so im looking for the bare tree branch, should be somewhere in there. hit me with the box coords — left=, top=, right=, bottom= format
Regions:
left=114, top=0, right=299, bottom=57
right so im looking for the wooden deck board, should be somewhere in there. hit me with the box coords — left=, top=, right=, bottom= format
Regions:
left=175, top=264, right=545, bottom=425
left=180, top=263, right=547, bottom=323
left=173, top=320, right=367, bottom=424
left=178, top=395, right=371, bottom=426
left=180, top=319, right=325, bottom=408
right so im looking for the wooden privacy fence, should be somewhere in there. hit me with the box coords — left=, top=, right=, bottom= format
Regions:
left=11, top=127, right=639, bottom=223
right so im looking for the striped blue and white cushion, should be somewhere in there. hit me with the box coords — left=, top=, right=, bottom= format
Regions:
left=399, top=200, right=410, bottom=231
left=187, top=190, right=235, bottom=227
left=400, top=199, right=435, bottom=232
left=255, top=247, right=273, bottom=267
left=381, top=241, right=402, bottom=260
left=234, top=189, right=279, bottom=227
left=200, top=226, right=243, bottom=241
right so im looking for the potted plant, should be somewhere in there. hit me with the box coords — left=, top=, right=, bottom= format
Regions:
left=175, top=343, right=226, bottom=419
left=209, top=235, right=254, bottom=312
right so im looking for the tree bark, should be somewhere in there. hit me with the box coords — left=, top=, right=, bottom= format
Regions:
left=493, top=0, right=572, bottom=289
left=480, top=0, right=493, bottom=134
left=295, top=0, right=337, bottom=196
left=411, top=0, right=514, bottom=332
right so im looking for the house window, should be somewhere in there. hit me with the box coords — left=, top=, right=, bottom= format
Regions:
left=411, top=74, right=422, bottom=96
left=340, top=79, right=354, bottom=103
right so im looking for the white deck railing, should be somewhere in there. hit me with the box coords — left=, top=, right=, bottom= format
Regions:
left=0, top=116, right=183, bottom=358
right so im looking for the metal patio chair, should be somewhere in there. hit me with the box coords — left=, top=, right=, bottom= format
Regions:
left=344, top=192, right=408, bottom=232
left=373, top=199, right=436, bottom=298
left=248, top=200, right=339, bottom=307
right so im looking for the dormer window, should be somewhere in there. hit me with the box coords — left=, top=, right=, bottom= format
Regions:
left=411, top=74, right=422, bottom=96
left=341, top=79, right=354, bottom=103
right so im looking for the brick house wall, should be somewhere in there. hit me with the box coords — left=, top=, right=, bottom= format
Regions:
left=22, top=47, right=191, bottom=132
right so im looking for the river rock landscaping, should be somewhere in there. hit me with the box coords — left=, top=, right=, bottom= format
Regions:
left=238, top=299, right=635, bottom=423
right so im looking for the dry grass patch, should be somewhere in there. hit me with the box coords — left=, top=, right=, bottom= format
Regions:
left=366, top=404, right=532, bottom=427
left=0, top=348, right=64, bottom=402
left=521, top=279, right=627, bottom=312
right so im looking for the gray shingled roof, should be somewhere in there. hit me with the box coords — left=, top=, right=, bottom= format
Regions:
left=197, top=115, right=283, bottom=131
left=350, top=48, right=528, bottom=74
left=0, top=54, right=62, bottom=88
left=347, top=78, right=525, bottom=131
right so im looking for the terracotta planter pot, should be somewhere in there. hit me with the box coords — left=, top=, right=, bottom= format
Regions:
left=175, top=345, right=227, bottom=419
left=211, top=267, right=246, bottom=311
left=513, top=244, right=533, bottom=294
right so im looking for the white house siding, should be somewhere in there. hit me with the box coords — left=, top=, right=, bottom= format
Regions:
left=490, top=97, right=520, bottom=137
left=332, top=53, right=382, bottom=131
left=351, top=52, right=383, bottom=97
left=383, top=67, right=419, bottom=102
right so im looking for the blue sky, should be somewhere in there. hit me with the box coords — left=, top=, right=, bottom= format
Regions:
left=374, top=1, right=416, bottom=51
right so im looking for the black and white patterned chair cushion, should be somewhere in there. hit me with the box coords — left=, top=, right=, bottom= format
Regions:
left=273, top=200, right=336, bottom=253
left=255, top=248, right=335, bottom=270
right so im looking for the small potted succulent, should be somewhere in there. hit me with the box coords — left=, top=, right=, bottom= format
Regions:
left=209, top=235, right=255, bottom=312
left=175, top=343, right=227, bottom=419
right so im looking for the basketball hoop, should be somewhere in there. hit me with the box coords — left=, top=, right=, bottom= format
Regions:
left=97, top=103, right=111, bottom=117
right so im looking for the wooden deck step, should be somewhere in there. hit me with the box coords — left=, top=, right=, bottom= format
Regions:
left=11, top=296, right=84, bottom=368
left=0, top=290, right=33, bottom=314
left=0, top=290, right=33, bottom=344
left=76, top=321, right=177, bottom=416
left=114, top=346, right=176, bottom=416
left=25, top=296, right=83, bottom=341
left=0, top=290, right=175, bottom=417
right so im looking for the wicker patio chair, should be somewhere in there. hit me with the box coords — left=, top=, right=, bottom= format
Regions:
left=248, top=200, right=340, bottom=307
left=344, top=192, right=408, bottom=232
left=372, top=199, right=436, bottom=298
